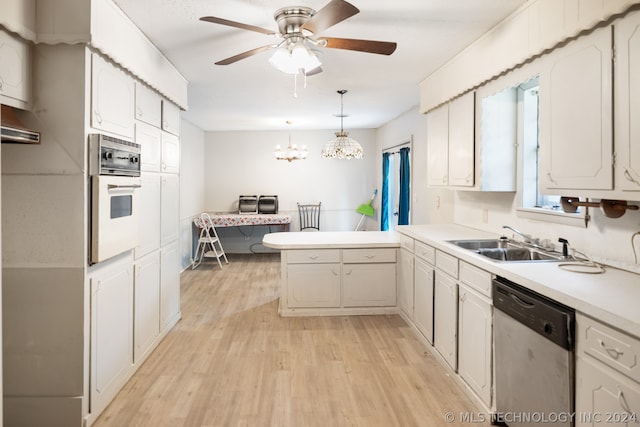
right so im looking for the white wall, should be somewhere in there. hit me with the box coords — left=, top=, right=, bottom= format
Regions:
left=179, top=119, right=205, bottom=268
left=204, top=129, right=378, bottom=232
left=376, top=106, right=455, bottom=226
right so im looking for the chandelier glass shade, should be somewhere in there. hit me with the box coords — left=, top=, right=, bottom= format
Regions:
left=269, top=39, right=321, bottom=75
left=322, top=90, right=363, bottom=159
left=274, top=121, right=308, bottom=162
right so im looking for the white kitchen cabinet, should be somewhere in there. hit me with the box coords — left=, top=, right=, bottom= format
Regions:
left=161, top=131, right=180, bottom=174
left=448, top=92, right=475, bottom=187
left=398, top=247, right=414, bottom=318
left=427, top=104, right=449, bottom=186
left=576, top=356, right=640, bottom=427
left=135, top=173, right=161, bottom=259
left=91, top=53, right=135, bottom=139
left=136, top=122, right=162, bottom=173
left=539, top=26, right=612, bottom=192
left=160, top=240, right=181, bottom=330
left=135, top=81, right=162, bottom=128
left=160, top=173, right=179, bottom=246
left=458, top=283, right=492, bottom=407
left=287, top=263, right=341, bottom=308
left=427, top=92, right=475, bottom=188
left=614, top=11, right=640, bottom=192
left=0, top=30, right=31, bottom=108
left=134, top=251, right=160, bottom=363
left=161, top=99, right=180, bottom=136
left=342, top=249, right=396, bottom=307
left=413, top=256, right=434, bottom=344
left=434, top=269, right=458, bottom=370
left=89, top=257, right=134, bottom=418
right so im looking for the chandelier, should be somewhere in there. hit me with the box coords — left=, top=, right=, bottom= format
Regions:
left=274, top=121, right=308, bottom=162
left=321, top=90, right=363, bottom=159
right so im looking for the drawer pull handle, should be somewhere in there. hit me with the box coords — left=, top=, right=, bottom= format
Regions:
left=331, top=270, right=339, bottom=276
left=345, top=269, right=352, bottom=276
left=599, top=339, right=624, bottom=358
left=618, top=390, right=633, bottom=416
left=308, top=255, right=319, bottom=260
left=365, top=255, right=375, bottom=259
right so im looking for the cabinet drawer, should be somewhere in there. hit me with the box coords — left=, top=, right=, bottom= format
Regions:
left=415, top=241, right=435, bottom=264
left=577, top=313, right=640, bottom=383
left=286, top=249, right=340, bottom=264
left=399, top=234, right=414, bottom=252
left=343, top=248, right=396, bottom=264
left=436, top=250, right=458, bottom=279
left=459, top=262, right=492, bottom=298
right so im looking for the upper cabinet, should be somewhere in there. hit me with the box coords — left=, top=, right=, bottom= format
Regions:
left=0, top=30, right=31, bottom=109
left=615, top=10, right=640, bottom=192
left=0, top=0, right=36, bottom=41
left=135, top=82, right=162, bottom=128
left=161, top=100, right=180, bottom=136
left=91, top=53, right=135, bottom=139
left=538, top=26, right=613, bottom=193
left=427, top=92, right=475, bottom=188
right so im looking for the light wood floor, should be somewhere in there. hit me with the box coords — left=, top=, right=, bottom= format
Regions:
left=93, top=253, right=489, bottom=427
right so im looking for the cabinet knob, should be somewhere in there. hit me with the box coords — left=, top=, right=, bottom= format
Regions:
left=136, top=106, right=143, bottom=117
left=546, top=172, right=557, bottom=184
left=94, top=111, right=102, bottom=124
left=345, top=269, right=352, bottom=276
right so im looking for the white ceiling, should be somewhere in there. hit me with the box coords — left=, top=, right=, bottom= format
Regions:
left=113, top=0, right=528, bottom=131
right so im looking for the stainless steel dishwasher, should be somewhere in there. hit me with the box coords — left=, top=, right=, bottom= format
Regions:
left=493, top=276, right=575, bottom=427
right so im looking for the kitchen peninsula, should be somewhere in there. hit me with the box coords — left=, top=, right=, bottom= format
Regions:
left=263, top=231, right=400, bottom=316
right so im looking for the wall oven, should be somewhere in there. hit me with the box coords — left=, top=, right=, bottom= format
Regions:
left=89, top=134, right=141, bottom=264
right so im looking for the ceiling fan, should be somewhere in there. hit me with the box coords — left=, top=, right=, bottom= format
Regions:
left=199, top=0, right=397, bottom=75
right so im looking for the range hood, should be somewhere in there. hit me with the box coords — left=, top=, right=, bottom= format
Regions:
left=1, top=105, right=41, bottom=144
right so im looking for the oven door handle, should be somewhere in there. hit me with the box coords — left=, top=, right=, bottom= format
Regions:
left=107, top=184, right=142, bottom=190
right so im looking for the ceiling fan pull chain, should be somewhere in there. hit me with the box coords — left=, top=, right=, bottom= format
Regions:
left=293, top=73, right=298, bottom=98
left=303, top=69, right=308, bottom=89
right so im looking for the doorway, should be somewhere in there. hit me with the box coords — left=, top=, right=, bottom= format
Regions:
left=381, top=142, right=411, bottom=231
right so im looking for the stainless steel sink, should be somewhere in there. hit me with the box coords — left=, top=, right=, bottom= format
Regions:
left=448, top=239, right=563, bottom=262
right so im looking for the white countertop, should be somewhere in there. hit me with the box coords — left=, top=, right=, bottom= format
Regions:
left=262, top=231, right=400, bottom=249
left=263, top=225, right=640, bottom=337
left=396, top=224, right=640, bottom=338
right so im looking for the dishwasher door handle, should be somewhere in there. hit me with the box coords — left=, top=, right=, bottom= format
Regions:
left=510, top=293, right=535, bottom=308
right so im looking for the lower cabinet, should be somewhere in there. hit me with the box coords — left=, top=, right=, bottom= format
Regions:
left=413, top=257, right=434, bottom=344
left=434, top=270, right=458, bottom=370
left=160, top=240, right=181, bottom=329
left=398, top=247, right=414, bottom=318
left=134, top=251, right=160, bottom=362
left=89, top=256, right=134, bottom=417
left=458, top=283, right=492, bottom=406
left=282, top=248, right=397, bottom=313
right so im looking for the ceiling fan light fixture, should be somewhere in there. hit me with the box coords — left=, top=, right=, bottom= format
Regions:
left=322, top=90, right=363, bottom=160
left=269, top=40, right=321, bottom=75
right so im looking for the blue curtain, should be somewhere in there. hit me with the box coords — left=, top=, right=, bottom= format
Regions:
left=381, top=152, right=391, bottom=231
left=398, top=147, right=410, bottom=225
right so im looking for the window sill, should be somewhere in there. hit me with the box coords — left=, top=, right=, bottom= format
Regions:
left=516, top=208, right=587, bottom=228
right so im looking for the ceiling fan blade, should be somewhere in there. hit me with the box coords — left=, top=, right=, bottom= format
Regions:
left=200, top=16, right=276, bottom=36
left=215, top=45, right=275, bottom=65
left=319, top=37, right=397, bottom=55
left=300, top=0, right=359, bottom=35
left=306, top=66, right=323, bottom=76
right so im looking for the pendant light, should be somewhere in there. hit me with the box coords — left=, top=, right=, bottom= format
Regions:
left=321, top=90, right=363, bottom=159
left=274, top=121, right=308, bottom=162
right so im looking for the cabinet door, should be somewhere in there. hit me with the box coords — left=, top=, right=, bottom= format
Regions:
left=458, top=284, right=492, bottom=406
left=134, top=251, right=160, bottom=363
left=135, top=82, right=162, bottom=128
left=615, top=11, right=640, bottom=191
left=434, top=270, right=458, bottom=370
left=136, top=121, right=162, bottom=173
left=414, top=257, right=434, bottom=344
left=91, top=54, right=135, bottom=138
left=161, top=131, right=180, bottom=174
left=0, top=30, right=30, bottom=108
left=448, top=91, right=475, bottom=187
left=90, top=259, right=134, bottom=416
left=162, top=100, right=180, bottom=135
left=397, top=248, right=414, bottom=318
left=427, top=104, right=449, bottom=186
left=135, top=173, right=161, bottom=258
left=342, top=263, right=396, bottom=307
left=160, top=241, right=181, bottom=330
left=160, top=174, right=179, bottom=245
left=576, top=356, right=640, bottom=427
left=539, top=26, right=612, bottom=191
left=287, top=263, right=341, bottom=308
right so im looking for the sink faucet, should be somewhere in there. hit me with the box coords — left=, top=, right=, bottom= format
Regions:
left=502, top=225, right=538, bottom=246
